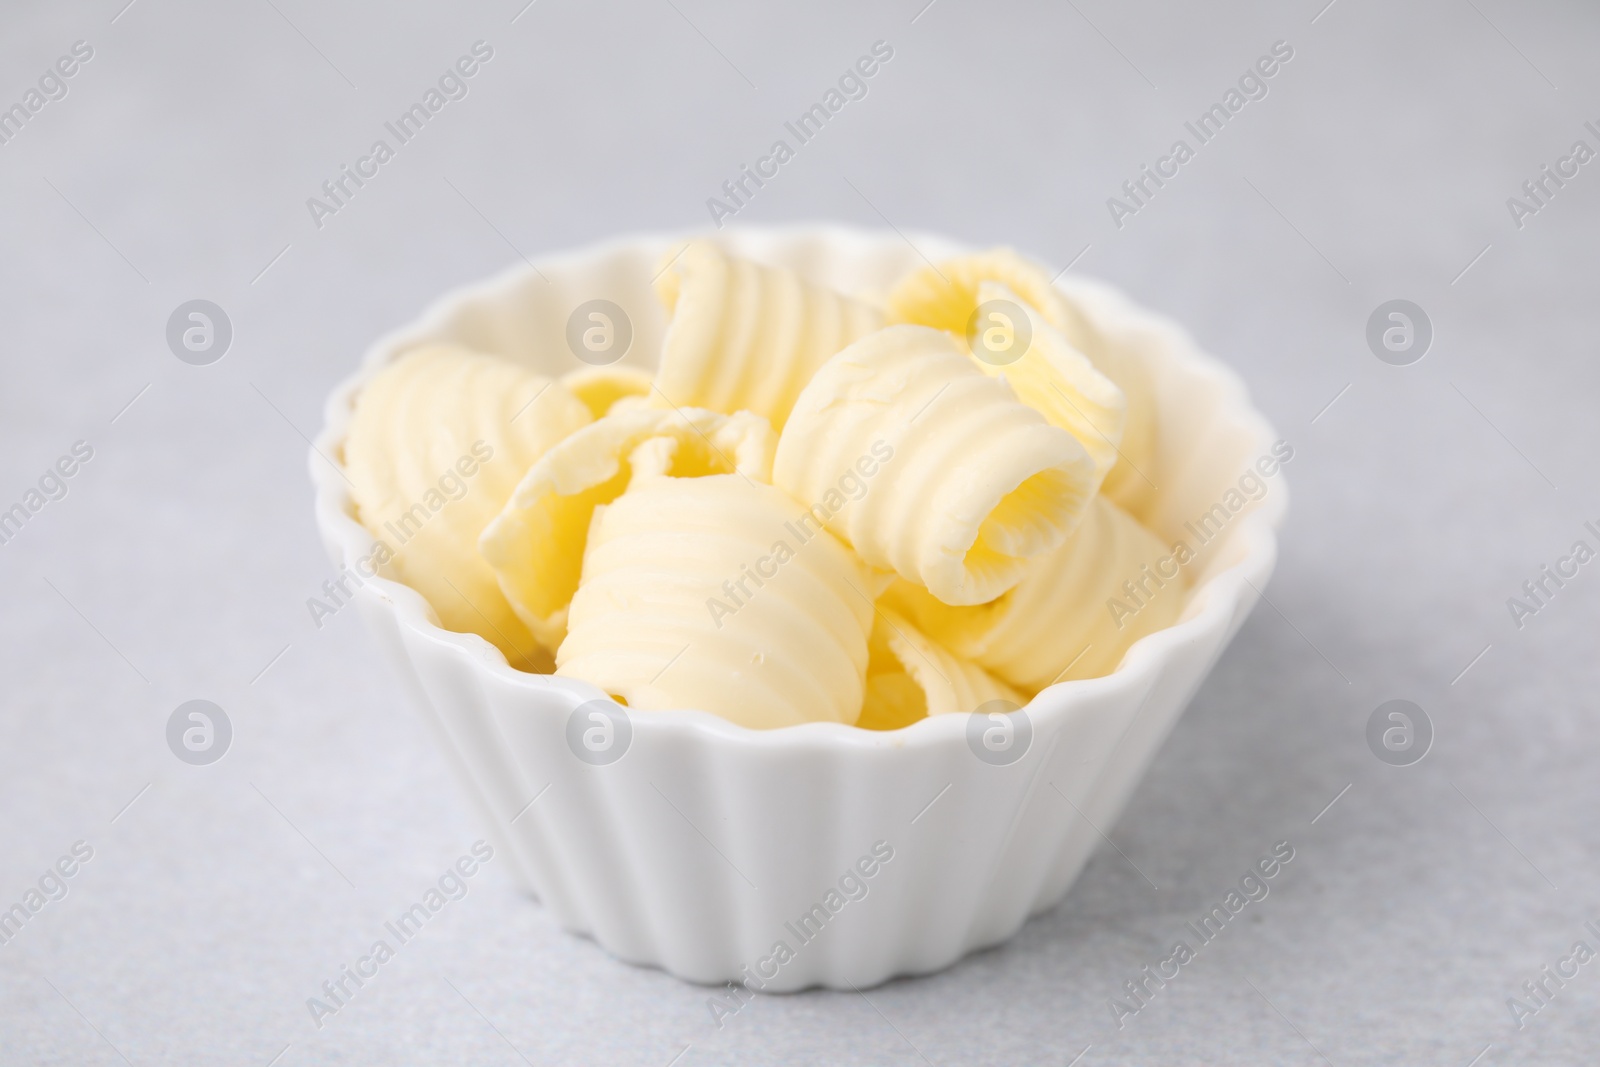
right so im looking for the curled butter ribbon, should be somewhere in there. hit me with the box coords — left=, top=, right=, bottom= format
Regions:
left=556, top=473, right=874, bottom=729
left=344, top=344, right=591, bottom=668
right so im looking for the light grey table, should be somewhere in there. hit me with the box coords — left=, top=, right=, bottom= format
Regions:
left=3, top=0, right=1597, bottom=1063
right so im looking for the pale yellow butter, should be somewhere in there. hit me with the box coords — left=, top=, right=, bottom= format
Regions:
left=888, top=247, right=1076, bottom=338
left=887, top=247, right=1160, bottom=520
left=773, top=324, right=1094, bottom=607
left=560, top=364, right=653, bottom=420
left=555, top=474, right=874, bottom=728
left=972, top=279, right=1127, bottom=488
left=343, top=345, right=592, bottom=669
left=857, top=607, right=1024, bottom=731
left=481, top=406, right=775, bottom=651
left=652, top=241, right=884, bottom=430
left=353, top=240, right=1189, bottom=728
left=885, top=494, right=1183, bottom=691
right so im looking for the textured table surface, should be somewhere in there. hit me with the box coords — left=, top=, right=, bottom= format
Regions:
left=3, top=0, right=1598, bottom=1063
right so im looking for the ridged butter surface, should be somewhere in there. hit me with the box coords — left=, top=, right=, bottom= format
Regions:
left=886, top=494, right=1183, bottom=691
left=888, top=247, right=1159, bottom=519
left=556, top=474, right=874, bottom=729
left=773, top=324, right=1094, bottom=607
left=973, top=280, right=1126, bottom=487
left=481, top=406, right=775, bottom=651
left=857, top=607, right=1024, bottom=730
left=652, top=241, right=884, bottom=430
left=343, top=345, right=592, bottom=668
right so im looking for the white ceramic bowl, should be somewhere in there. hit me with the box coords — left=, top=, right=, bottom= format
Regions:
left=310, top=225, right=1285, bottom=991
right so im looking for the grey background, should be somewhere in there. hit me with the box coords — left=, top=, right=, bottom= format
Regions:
left=2, top=0, right=1596, bottom=1063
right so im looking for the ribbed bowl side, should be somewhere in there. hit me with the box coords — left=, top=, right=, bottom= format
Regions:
left=310, top=224, right=1285, bottom=989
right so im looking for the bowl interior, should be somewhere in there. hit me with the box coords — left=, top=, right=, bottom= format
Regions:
left=364, top=227, right=964, bottom=380
left=314, top=224, right=1283, bottom=740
